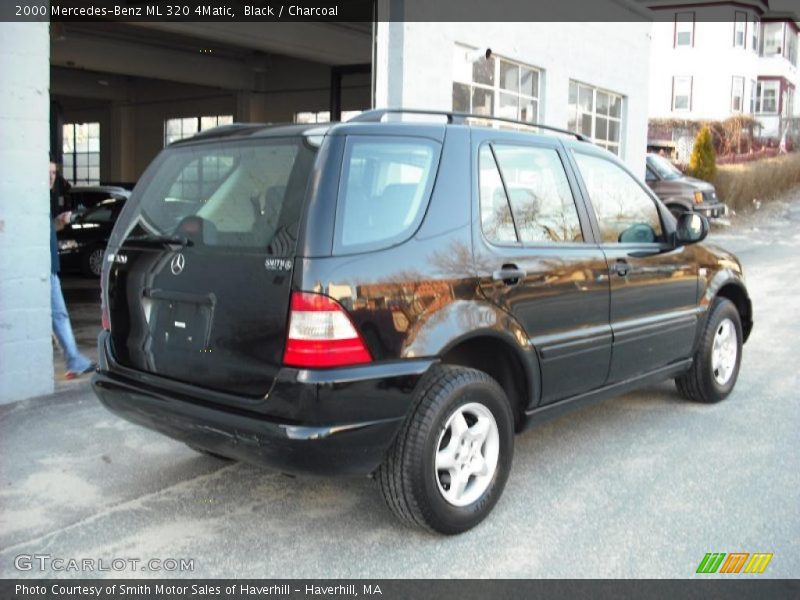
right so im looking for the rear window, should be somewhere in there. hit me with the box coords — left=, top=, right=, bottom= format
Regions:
left=116, top=138, right=316, bottom=252
left=334, top=136, right=441, bottom=254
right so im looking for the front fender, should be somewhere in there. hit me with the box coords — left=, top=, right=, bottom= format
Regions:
left=699, top=257, right=752, bottom=342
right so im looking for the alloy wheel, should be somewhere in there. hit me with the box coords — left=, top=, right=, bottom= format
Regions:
left=711, top=317, right=737, bottom=385
left=435, top=402, right=500, bottom=507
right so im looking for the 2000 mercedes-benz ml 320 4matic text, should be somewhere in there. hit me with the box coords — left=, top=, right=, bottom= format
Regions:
left=93, top=109, right=752, bottom=534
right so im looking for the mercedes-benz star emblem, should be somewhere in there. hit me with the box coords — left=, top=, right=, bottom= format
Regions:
left=170, top=253, right=185, bottom=275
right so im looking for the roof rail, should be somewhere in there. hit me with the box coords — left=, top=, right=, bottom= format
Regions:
left=348, top=108, right=590, bottom=142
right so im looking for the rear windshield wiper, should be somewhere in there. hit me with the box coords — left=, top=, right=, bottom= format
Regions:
left=123, top=234, right=193, bottom=248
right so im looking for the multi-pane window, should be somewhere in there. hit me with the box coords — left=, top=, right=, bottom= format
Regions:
left=787, top=28, right=798, bottom=66
left=750, top=16, right=760, bottom=52
left=452, top=45, right=540, bottom=122
left=672, top=76, right=693, bottom=111
left=733, top=10, right=747, bottom=48
left=479, top=144, right=583, bottom=245
left=567, top=81, right=623, bottom=155
left=573, top=152, right=663, bottom=245
left=734, top=12, right=747, bottom=48
left=750, top=79, right=758, bottom=113
left=62, top=122, right=100, bottom=185
left=294, top=110, right=362, bottom=123
left=731, top=77, right=745, bottom=112
left=296, top=111, right=330, bottom=123
left=164, top=115, right=233, bottom=145
left=674, top=12, right=695, bottom=47
left=755, top=81, right=779, bottom=114
left=763, top=22, right=784, bottom=56
left=762, top=21, right=798, bottom=65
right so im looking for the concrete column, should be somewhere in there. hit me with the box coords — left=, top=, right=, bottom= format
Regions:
left=110, top=103, right=136, bottom=183
left=0, top=23, right=55, bottom=403
left=236, top=92, right=270, bottom=123
left=374, top=19, right=405, bottom=109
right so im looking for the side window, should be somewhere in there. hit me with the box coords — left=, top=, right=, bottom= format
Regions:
left=574, top=152, right=664, bottom=244
left=479, top=144, right=582, bottom=245
left=492, top=145, right=583, bottom=243
left=479, top=145, right=517, bottom=244
left=645, top=167, right=658, bottom=183
left=336, top=136, right=440, bottom=252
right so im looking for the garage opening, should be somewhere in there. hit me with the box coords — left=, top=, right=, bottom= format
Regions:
left=48, top=21, right=373, bottom=383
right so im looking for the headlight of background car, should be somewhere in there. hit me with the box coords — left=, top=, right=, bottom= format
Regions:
left=694, top=191, right=704, bottom=204
left=58, top=239, right=79, bottom=251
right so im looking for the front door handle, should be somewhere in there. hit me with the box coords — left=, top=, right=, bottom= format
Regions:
left=493, top=265, right=526, bottom=286
left=614, top=259, right=630, bottom=277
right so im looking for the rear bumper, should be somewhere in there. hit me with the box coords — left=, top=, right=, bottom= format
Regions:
left=92, top=331, right=433, bottom=476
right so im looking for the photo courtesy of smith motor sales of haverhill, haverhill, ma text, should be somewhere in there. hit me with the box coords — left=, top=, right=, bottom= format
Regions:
left=14, top=583, right=378, bottom=597
left=0, top=0, right=799, bottom=598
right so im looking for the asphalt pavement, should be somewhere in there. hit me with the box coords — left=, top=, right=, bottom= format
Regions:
left=2, top=193, right=799, bottom=578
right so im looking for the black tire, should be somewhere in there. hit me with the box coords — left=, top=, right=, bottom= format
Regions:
left=81, top=246, right=105, bottom=278
left=676, top=298, right=743, bottom=403
left=186, top=444, right=236, bottom=461
left=377, top=365, right=514, bottom=534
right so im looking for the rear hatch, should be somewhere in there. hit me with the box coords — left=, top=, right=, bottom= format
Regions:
left=104, top=131, right=319, bottom=397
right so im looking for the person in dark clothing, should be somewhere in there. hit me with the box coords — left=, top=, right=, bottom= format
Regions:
left=50, top=169, right=71, bottom=215
left=49, top=161, right=94, bottom=379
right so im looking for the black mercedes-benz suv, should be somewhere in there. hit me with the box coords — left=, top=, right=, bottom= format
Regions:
left=92, top=109, right=752, bottom=534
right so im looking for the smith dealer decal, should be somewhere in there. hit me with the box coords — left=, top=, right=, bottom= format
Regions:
left=265, top=258, right=293, bottom=271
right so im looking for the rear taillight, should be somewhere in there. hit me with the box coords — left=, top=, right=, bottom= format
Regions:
left=283, top=291, right=372, bottom=368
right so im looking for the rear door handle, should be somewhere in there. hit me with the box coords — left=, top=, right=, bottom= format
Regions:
left=492, top=265, right=526, bottom=286
left=613, top=259, right=629, bottom=277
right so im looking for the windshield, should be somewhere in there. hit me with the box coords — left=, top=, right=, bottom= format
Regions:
left=647, top=154, right=683, bottom=180
left=113, top=137, right=317, bottom=252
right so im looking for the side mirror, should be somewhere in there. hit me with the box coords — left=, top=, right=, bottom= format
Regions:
left=675, top=212, right=708, bottom=245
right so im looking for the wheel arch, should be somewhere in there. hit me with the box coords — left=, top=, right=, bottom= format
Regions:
left=438, top=330, right=540, bottom=432
left=715, top=282, right=753, bottom=342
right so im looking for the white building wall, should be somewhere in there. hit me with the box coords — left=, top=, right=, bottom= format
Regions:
left=376, top=19, right=652, bottom=173
left=649, top=16, right=762, bottom=121
left=0, top=23, right=55, bottom=403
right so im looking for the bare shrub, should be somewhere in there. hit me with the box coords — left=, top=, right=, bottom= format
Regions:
left=714, top=153, right=800, bottom=212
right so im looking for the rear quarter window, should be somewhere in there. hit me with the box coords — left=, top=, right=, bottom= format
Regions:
left=333, top=136, right=441, bottom=254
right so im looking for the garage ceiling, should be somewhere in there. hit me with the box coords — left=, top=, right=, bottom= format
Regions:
left=51, top=22, right=372, bottom=91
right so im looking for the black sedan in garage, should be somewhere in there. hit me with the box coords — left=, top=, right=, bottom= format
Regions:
left=57, top=197, right=126, bottom=277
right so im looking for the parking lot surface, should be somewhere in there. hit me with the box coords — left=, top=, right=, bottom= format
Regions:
left=2, top=195, right=799, bottom=578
